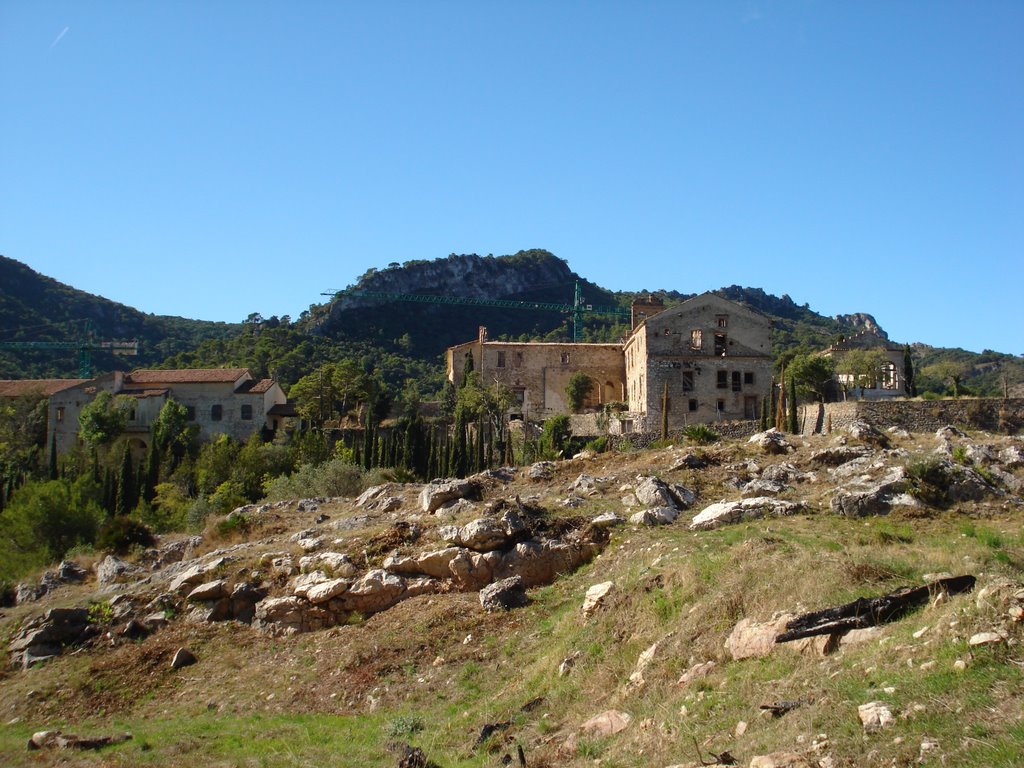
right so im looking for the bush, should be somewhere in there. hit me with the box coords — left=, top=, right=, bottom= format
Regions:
left=584, top=436, right=610, bottom=453
left=682, top=424, right=720, bottom=445
left=96, top=516, right=155, bottom=554
left=906, top=458, right=950, bottom=506
left=539, top=414, right=572, bottom=457
left=262, top=459, right=363, bottom=501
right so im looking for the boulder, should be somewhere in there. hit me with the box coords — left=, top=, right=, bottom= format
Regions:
left=590, top=511, right=624, bottom=528
left=629, top=507, right=679, bottom=526
left=725, top=614, right=794, bottom=660
left=748, top=429, right=792, bottom=454
left=749, top=753, right=814, bottom=768
left=187, top=579, right=229, bottom=602
left=96, top=555, right=142, bottom=586
left=690, top=498, right=804, bottom=531
left=634, top=476, right=676, bottom=507
left=171, top=647, right=197, bottom=669
left=56, top=560, right=88, bottom=583
left=809, top=446, right=872, bottom=467
left=527, top=461, right=556, bottom=480
left=677, top=660, right=716, bottom=687
left=299, top=552, right=359, bottom=577
left=741, top=479, right=789, bottom=497
left=582, top=581, right=615, bottom=618
left=846, top=420, right=890, bottom=447
left=304, top=578, right=352, bottom=605
left=8, top=607, right=91, bottom=668
left=168, top=557, right=229, bottom=595
left=291, top=570, right=331, bottom=599
left=830, top=468, right=906, bottom=517
left=580, top=710, right=632, bottom=736
left=341, top=569, right=406, bottom=615
left=459, top=518, right=512, bottom=551
left=479, top=575, right=529, bottom=612
left=419, top=478, right=480, bottom=512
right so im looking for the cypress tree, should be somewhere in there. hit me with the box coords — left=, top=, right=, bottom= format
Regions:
left=476, top=417, right=486, bottom=472
left=903, top=345, right=916, bottom=396
left=48, top=433, right=58, bottom=480
left=788, top=376, right=799, bottom=434
left=759, top=396, right=769, bottom=431
left=142, top=440, right=160, bottom=503
left=115, top=442, right=135, bottom=516
left=660, top=381, right=670, bottom=441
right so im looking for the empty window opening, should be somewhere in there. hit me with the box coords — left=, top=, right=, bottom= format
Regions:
left=688, top=398, right=698, bottom=412
left=717, top=315, right=728, bottom=328
left=514, top=352, right=523, bottom=367
left=732, top=371, right=741, bottom=392
left=714, top=333, right=727, bottom=355
left=496, top=351, right=506, bottom=368
left=682, top=370, right=694, bottom=392
left=211, top=404, right=223, bottom=422
left=690, top=329, right=703, bottom=350
left=56, top=406, right=65, bottom=422
left=185, top=406, right=196, bottom=421
left=241, top=404, right=253, bottom=420
left=717, top=370, right=728, bottom=389
left=744, top=372, right=755, bottom=386
left=561, top=352, right=570, bottom=364
left=717, top=399, right=725, bottom=412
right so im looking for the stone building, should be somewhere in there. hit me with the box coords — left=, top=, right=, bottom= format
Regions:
left=1, top=368, right=292, bottom=457
left=446, top=292, right=773, bottom=432
left=822, top=329, right=907, bottom=400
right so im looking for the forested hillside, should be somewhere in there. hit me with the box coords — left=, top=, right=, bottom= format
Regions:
left=2, top=251, right=1020, bottom=397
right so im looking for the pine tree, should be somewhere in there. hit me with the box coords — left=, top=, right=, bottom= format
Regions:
left=903, top=345, right=916, bottom=396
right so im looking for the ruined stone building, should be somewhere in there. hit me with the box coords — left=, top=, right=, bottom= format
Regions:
left=822, top=329, right=908, bottom=400
left=446, top=292, right=773, bottom=432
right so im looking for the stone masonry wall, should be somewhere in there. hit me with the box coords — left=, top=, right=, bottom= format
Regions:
left=798, top=398, right=1024, bottom=436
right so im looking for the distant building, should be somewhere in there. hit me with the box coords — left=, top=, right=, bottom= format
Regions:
left=822, top=329, right=907, bottom=400
left=446, top=292, right=773, bottom=432
left=2, top=368, right=294, bottom=458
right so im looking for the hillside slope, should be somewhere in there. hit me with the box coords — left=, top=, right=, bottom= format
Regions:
left=0, top=256, right=241, bottom=378
left=2, top=425, right=1021, bottom=767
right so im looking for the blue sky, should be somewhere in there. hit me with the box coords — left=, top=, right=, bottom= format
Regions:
left=1, top=2, right=1021, bottom=354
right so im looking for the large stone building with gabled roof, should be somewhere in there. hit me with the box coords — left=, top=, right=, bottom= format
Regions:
left=1, top=368, right=294, bottom=457
left=446, top=292, right=774, bottom=432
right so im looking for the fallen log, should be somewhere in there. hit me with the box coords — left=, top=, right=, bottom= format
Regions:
left=776, top=574, right=975, bottom=643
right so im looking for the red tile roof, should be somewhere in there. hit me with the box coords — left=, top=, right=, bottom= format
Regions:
left=235, top=378, right=276, bottom=394
left=126, top=368, right=250, bottom=384
left=0, top=379, right=89, bottom=397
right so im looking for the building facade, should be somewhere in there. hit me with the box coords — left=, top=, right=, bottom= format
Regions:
left=446, top=293, right=774, bottom=432
left=822, top=330, right=907, bottom=400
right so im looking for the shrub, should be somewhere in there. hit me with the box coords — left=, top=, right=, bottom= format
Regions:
left=262, top=459, right=363, bottom=501
left=584, top=436, right=609, bottom=454
left=539, top=414, right=572, bottom=457
left=682, top=424, right=720, bottom=445
left=96, top=516, right=155, bottom=554
left=906, top=458, right=950, bottom=506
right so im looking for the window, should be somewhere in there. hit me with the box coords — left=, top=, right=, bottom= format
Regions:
left=744, top=372, right=754, bottom=386
left=690, top=329, right=703, bottom=350
left=682, top=370, right=694, bottom=392
left=56, top=406, right=64, bottom=422
left=561, top=352, right=570, bottom=364
left=716, top=315, right=728, bottom=328
left=688, top=399, right=698, bottom=412
left=714, top=333, right=727, bottom=355
left=717, top=399, right=725, bottom=412
left=211, top=404, right=223, bottom=421
left=732, top=371, right=741, bottom=392
left=512, top=387, right=526, bottom=405
left=717, top=370, right=728, bottom=389
left=241, top=404, right=253, bottom=420
left=496, top=351, right=506, bottom=368
left=128, top=407, right=137, bottom=421
left=185, top=406, right=196, bottom=421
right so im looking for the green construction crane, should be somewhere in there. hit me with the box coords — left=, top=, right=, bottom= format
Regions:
left=0, top=320, right=139, bottom=377
left=322, top=280, right=630, bottom=342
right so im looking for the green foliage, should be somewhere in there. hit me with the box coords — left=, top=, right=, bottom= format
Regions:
left=384, top=715, right=424, bottom=739
left=539, top=414, right=572, bottom=457
left=786, top=353, right=835, bottom=402
left=152, top=399, right=197, bottom=463
left=87, top=600, right=114, bottom=625
left=96, top=516, right=155, bottom=554
left=565, top=371, right=593, bottom=412
left=906, top=458, right=951, bottom=506
left=584, top=436, right=609, bottom=453
left=77, top=391, right=132, bottom=450
left=682, top=424, right=719, bottom=444
left=835, top=349, right=890, bottom=394
left=195, top=435, right=240, bottom=495
left=0, top=477, right=102, bottom=580
left=262, top=459, right=364, bottom=502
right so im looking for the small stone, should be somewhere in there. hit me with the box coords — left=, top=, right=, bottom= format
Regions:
left=968, top=632, right=1005, bottom=647
left=953, top=659, right=968, bottom=671
left=171, top=648, right=197, bottom=669
left=735, top=720, right=748, bottom=736
left=858, top=701, right=894, bottom=732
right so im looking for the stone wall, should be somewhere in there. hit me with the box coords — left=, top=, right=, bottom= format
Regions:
left=797, top=398, right=1024, bottom=436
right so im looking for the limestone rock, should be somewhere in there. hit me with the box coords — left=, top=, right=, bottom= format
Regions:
left=590, top=511, right=624, bottom=528
left=96, top=555, right=142, bottom=586
left=629, top=507, right=679, bottom=526
left=56, top=560, right=88, bottom=583
left=968, top=631, right=1005, bottom=647
left=748, top=429, right=792, bottom=454
left=762, top=461, right=802, bottom=482
left=677, top=660, right=716, bottom=687
left=300, top=552, right=359, bottom=577
left=582, top=581, right=615, bottom=618
left=690, top=497, right=804, bottom=531
left=187, top=579, right=229, bottom=602
left=304, top=578, right=352, bottom=604
left=830, top=468, right=906, bottom=517
left=527, top=461, right=556, bottom=480
left=749, top=753, right=813, bottom=768
left=809, top=446, right=872, bottom=467
left=725, top=614, right=793, bottom=660
left=742, top=479, right=789, bottom=497
left=291, top=570, right=331, bottom=599
left=627, top=641, right=659, bottom=687
left=580, top=709, right=632, bottom=736
left=858, top=701, right=894, bottom=732
left=168, top=557, right=229, bottom=595
left=342, top=569, right=406, bottom=614
left=171, top=647, right=197, bottom=669
left=479, top=575, right=528, bottom=612
left=419, top=478, right=480, bottom=513
left=846, top=420, right=890, bottom=447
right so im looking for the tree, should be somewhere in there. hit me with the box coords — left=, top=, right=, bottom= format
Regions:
left=788, top=376, right=799, bottom=434
left=565, top=372, right=594, bottom=413
left=924, top=361, right=969, bottom=397
left=903, top=345, right=916, bottom=396
left=787, top=353, right=836, bottom=403
left=78, top=391, right=131, bottom=451
left=114, top=441, right=136, bottom=516
left=152, top=399, right=195, bottom=467
left=835, top=350, right=889, bottom=398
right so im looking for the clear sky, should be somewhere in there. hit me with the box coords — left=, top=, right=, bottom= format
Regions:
left=2, top=2, right=1021, bottom=354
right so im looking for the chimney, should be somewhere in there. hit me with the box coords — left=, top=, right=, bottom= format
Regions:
left=478, top=326, right=488, bottom=343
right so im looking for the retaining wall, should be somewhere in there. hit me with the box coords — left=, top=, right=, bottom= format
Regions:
left=797, top=398, right=1024, bottom=436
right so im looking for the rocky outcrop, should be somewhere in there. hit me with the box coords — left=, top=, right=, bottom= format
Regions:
left=830, top=467, right=907, bottom=517
left=690, top=498, right=805, bottom=530
left=8, top=608, right=94, bottom=668
left=419, top=478, right=480, bottom=513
